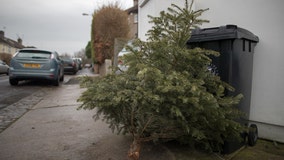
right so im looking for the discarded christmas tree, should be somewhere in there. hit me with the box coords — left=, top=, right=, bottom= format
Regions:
left=78, top=1, right=243, bottom=159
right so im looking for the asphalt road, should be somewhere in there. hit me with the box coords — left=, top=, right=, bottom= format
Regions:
left=0, top=68, right=93, bottom=110
left=0, top=75, right=41, bottom=110
left=0, top=68, right=92, bottom=132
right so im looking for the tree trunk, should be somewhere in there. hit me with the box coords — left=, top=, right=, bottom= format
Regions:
left=128, top=139, right=141, bottom=160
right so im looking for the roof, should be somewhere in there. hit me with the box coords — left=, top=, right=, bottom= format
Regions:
left=0, top=31, right=25, bottom=49
left=125, top=5, right=138, bottom=14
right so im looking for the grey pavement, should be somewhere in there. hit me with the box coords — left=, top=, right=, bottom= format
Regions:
left=0, top=70, right=174, bottom=160
left=0, top=68, right=97, bottom=133
left=0, top=83, right=113, bottom=160
left=0, top=89, right=46, bottom=133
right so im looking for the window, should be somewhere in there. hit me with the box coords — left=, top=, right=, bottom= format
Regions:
left=17, top=50, right=52, bottom=59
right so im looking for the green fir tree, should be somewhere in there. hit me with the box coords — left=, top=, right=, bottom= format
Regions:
left=78, top=1, right=244, bottom=159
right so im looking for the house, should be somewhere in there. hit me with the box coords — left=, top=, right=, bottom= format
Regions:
left=0, top=30, right=25, bottom=64
left=137, top=0, right=284, bottom=143
left=0, top=30, right=25, bottom=56
left=126, top=0, right=139, bottom=39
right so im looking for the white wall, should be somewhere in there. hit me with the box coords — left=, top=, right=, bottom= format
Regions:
left=138, top=0, right=284, bottom=142
left=138, top=0, right=189, bottom=41
left=197, top=0, right=284, bottom=142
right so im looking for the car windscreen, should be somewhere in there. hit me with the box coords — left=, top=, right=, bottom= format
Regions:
left=16, top=50, right=52, bottom=59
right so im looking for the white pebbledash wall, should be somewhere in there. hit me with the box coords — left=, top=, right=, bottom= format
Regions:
left=138, top=0, right=188, bottom=41
left=138, top=0, right=284, bottom=142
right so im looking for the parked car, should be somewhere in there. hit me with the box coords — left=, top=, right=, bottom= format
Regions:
left=116, top=40, right=137, bottom=74
left=0, top=60, right=9, bottom=75
left=72, top=58, right=82, bottom=70
left=116, top=49, right=130, bottom=74
left=62, top=57, right=77, bottom=74
left=9, top=48, right=64, bottom=86
left=84, top=63, right=91, bottom=68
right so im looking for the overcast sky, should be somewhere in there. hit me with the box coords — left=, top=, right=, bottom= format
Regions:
left=0, top=0, right=133, bottom=55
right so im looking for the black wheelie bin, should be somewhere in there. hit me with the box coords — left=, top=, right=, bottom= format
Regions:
left=187, top=24, right=259, bottom=154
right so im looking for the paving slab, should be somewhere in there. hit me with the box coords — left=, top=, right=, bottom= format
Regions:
left=0, top=84, right=114, bottom=160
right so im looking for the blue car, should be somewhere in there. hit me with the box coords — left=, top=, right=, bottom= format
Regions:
left=9, top=48, right=64, bottom=86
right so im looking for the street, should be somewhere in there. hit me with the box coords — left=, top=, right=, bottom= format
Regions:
left=0, top=69, right=173, bottom=160
left=0, top=75, right=41, bottom=110
left=0, top=68, right=144, bottom=160
left=0, top=68, right=93, bottom=110
left=0, top=68, right=92, bottom=133
left=0, top=69, right=119, bottom=160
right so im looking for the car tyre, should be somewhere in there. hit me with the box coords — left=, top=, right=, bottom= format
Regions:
left=53, top=76, right=60, bottom=86
left=60, top=74, right=64, bottom=82
left=9, top=79, right=18, bottom=86
left=248, top=124, right=258, bottom=146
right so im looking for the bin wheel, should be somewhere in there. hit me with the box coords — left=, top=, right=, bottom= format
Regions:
left=248, top=124, right=258, bottom=146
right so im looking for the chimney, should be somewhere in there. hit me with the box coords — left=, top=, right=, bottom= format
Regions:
left=0, top=30, right=4, bottom=39
left=18, top=38, right=23, bottom=45
left=134, top=0, right=138, bottom=6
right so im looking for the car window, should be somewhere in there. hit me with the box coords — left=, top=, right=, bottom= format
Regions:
left=16, top=50, right=51, bottom=59
left=62, top=57, right=73, bottom=63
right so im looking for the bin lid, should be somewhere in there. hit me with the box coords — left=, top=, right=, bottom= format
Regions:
left=187, top=25, right=259, bottom=43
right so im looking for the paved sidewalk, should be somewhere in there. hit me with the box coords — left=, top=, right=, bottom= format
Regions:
left=0, top=84, right=110, bottom=160
left=0, top=76, right=173, bottom=160
left=0, top=89, right=46, bottom=133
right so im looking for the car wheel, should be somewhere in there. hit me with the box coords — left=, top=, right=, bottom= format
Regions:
left=9, top=79, right=18, bottom=86
left=53, top=76, right=60, bottom=86
left=60, top=73, right=64, bottom=82
left=248, top=124, right=258, bottom=146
